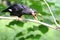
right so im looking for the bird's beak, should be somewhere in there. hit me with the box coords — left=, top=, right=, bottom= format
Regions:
left=30, top=9, right=38, bottom=20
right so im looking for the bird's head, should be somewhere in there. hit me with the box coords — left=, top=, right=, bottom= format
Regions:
left=30, top=9, right=38, bottom=20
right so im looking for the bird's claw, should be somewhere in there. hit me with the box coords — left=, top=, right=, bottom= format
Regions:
left=16, top=17, right=22, bottom=21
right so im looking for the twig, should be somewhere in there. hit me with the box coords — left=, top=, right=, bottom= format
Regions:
left=0, top=16, right=57, bottom=30
left=25, top=19, right=56, bottom=29
left=43, top=0, right=60, bottom=27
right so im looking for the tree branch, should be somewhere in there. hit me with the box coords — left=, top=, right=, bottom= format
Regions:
left=0, top=16, right=59, bottom=30
left=43, top=0, right=60, bottom=27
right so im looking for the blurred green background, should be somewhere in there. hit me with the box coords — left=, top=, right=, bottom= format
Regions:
left=0, top=0, right=60, bottom=40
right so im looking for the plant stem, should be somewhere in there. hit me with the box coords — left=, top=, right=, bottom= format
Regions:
left=43, top=0, right=60, bottom=27
left=0, top=16, right=57, bottom=30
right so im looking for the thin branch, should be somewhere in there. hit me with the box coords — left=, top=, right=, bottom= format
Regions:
left=43, top=0, right=60, bottom=27
left=25, top=19, right=55, bottom=29
left=0, top=16, right=57, bottom=30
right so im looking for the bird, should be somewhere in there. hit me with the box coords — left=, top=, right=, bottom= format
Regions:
left=2, top=3, right=38, bottom=20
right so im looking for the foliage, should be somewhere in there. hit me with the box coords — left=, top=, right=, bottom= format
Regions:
left=0, top=0, right=60, bottom=40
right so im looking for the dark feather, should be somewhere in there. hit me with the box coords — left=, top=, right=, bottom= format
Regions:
left=2, top=3, right=37, bottom=17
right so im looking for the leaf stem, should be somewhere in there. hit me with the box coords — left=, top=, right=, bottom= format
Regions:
left=43, top=0, right=60, bottom=27
left=0, top=16, right=59, bottom=30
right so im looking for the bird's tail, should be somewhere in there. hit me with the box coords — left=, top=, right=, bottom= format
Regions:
left=2, top=0, right=11, bottom=12
left=2, top=9, right=8, bottom=12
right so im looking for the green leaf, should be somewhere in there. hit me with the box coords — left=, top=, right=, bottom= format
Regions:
left=38, top=25, right=49, bottom=34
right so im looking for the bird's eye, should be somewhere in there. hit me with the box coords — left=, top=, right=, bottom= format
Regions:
left=34, top=11, right=37, bottom=13
left=8, top=9, right=12, bottom=12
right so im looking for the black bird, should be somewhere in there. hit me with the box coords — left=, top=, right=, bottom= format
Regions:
left=2, top=3, right=38, bottom=20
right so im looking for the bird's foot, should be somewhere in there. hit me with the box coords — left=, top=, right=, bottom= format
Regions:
left=12, top=16, right=23, bottom=21
left=18, top=18, right=23, bottom=21
left=16, top=17, right=23, bottom=21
